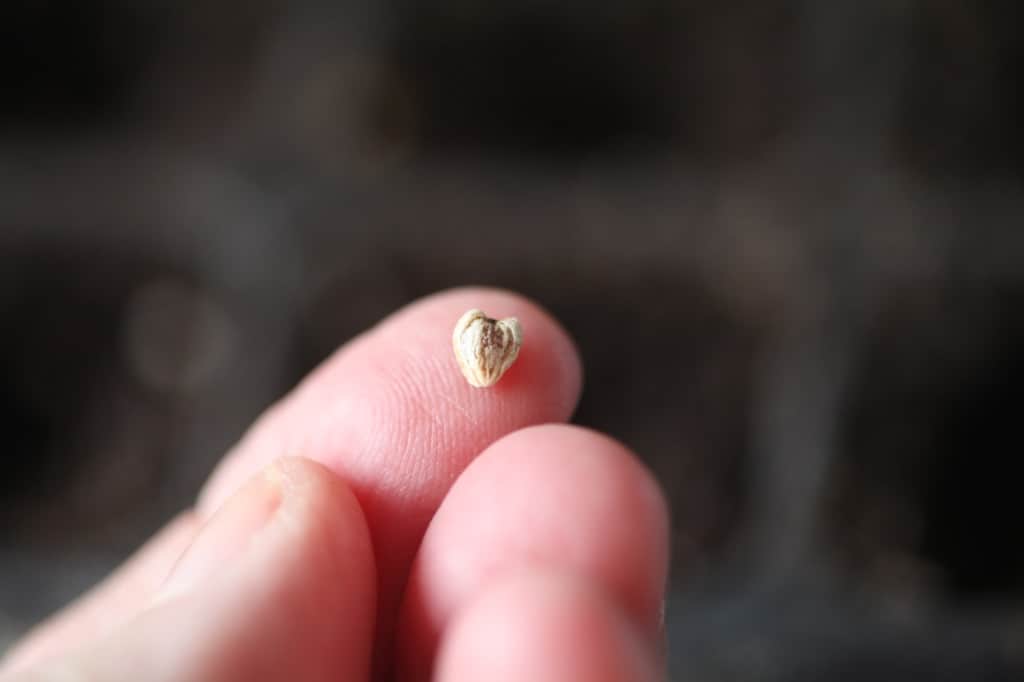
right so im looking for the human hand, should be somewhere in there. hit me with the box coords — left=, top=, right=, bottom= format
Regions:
left=1, top=288, right=669, bottom=681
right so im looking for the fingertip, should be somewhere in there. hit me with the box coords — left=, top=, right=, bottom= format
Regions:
left=398, top=424, right=670, bottom=679
left=497, top=423, right=670, bottom=534
left=375, top=287, right=583, bottom=415
left=436, top=569, right=661, bottom=682
left=268, top=455, right=367, bottom=526
left=427, top=422, right=670, bottom=624
left=198, top=287, right=582, bottom=519
left=22, top=457, right=378, bottom=682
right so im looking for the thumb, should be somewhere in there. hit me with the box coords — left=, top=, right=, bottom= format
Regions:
left=10, top=458, right=376, bottom=682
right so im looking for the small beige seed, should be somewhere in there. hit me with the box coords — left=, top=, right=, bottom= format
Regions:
left=452, top=309, right=523, bottom=388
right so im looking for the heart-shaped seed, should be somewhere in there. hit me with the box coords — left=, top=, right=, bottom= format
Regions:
left=452, top=309, right=523, bottom=388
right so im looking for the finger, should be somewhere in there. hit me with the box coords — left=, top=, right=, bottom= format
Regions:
left=13, top=458, right=376, bottom=682
left=1, top=512, right=199, bottom=673
left=397, top=424, right=669, bottom=680
left=197, top=288, right=581, bottom=657
left=436, top=569, right=661, bottom=682
left=3, top=288, right=579, bottom=677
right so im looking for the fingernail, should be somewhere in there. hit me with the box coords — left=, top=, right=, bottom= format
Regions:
left=157, top=464, right=284, bottom=601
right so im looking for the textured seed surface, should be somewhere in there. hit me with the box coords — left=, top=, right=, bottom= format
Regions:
left=452, top=309, right=523, bottom=388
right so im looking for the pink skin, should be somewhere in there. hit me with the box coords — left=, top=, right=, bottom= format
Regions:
left=1, top=288, right=669, bottom=681
left=398, top=425, right=669, bottom=681
left=9, top=458, right=377, bottom=682
left=436, top=569, right=660, bottom=682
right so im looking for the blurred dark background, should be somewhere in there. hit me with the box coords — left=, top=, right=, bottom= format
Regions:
left=2, top=1, right=1024, bottom=679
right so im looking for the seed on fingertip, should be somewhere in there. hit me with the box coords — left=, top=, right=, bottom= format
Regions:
left=452, top=309, right=522, bottom=388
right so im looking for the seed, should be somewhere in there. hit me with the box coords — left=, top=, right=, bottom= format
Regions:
left=452, top=309, right=523, bottom=388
